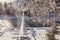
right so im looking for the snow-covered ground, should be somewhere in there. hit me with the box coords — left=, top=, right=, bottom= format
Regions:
left=0, top=27, right=60, bottom=40
left=0, top=29, right=19, bottom=40
left=0, top=19, right=13, bottom=29
left=0, top=0, right=15, bottom=3
left=0, top=27, right=48, bottom=40
left=28, top=27, right=49, bottom=40
left=29, top=27, right=60, bottom=40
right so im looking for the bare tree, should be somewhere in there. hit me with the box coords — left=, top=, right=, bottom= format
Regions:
left=25, top=0, right=57, bottom=40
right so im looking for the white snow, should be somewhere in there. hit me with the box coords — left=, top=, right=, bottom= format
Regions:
left=0, top=27, right=60, bottom=40
left=28, top=27, right=49, bottom=40
left=19, top=12, right=25, bottom=37
left=0, top=0, right=15, bottom=4
left=0, top=29, right=17, bottom=40
left=0, top=19, right=13, bottom=29
left=55, top=35, right=60, bottom=40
